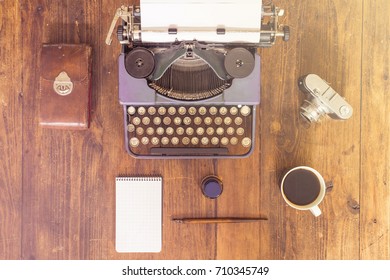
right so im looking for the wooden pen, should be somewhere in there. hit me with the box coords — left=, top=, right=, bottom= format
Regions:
left=172, top=217, right=268, bottom=224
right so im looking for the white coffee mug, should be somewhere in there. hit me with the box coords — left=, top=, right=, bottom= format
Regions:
left=280, top=166, right=326, bottom=217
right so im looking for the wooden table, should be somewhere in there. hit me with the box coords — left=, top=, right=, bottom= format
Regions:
left=0, top=0, right=389, bottom=259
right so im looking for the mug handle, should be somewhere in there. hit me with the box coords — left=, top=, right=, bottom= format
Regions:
left=310, top=206, right=322, bottom=217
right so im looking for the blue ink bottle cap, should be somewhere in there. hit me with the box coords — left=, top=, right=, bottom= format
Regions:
left=201, top=175, right=223, bottom=199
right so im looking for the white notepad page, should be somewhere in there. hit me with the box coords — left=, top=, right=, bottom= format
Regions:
left=116, top=177, right=162, bottom=253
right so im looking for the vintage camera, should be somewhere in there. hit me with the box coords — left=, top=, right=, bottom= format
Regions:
left=298, top=74, right=353, bottom=123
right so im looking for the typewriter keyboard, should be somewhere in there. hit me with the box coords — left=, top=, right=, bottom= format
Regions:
left=125, top=105, right=255, bottom=157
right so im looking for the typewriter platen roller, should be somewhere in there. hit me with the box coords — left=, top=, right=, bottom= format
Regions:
left=106, top=0, right=289, bottom=158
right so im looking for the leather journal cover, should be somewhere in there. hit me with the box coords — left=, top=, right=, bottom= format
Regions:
left=39, top=44, right=92, bottom=129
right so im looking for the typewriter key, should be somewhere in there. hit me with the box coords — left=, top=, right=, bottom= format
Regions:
left=127, top=124, right=135, bottom=133
left=227, top=127, right=235, bottom=135
left=163, top=117, right=171, bottom=125
left=219, top=107, right=228, bottom=116
left=211, top=137, right=219, bottom=145
left=151, top=137, right=159, bottom=145
left=234, top=117, right=243, bottom=126
left=136, top=127, right=144, bottom=135
left=129, top=137, right=140, bottom=147
left=156, top=127, right=164, bottom=135
left=214, top=117, right=223, bottom=125
left=142, top=117, right=150, bottom=125
left=188, top=107, right=197, bottom=115
left=191, top=137, right=199, bottom=145
left=148, top=107, right=156, bottom=115
left=199, top=106, right=207, bottom=115
left=141, top=137, right=149, bottom=145
left=158, top=107, right=167, bottom=115
left=127, top=106, right=136, bottom=115
left=166, top=127, right=174, bottom=135
left=196, top=127, right=205, bottom=136
left=176, top=127, right=184, bottom=135
left=206, top=127, right=214, bottom=135
left=201, top=137, right=209, bottom=145
left=221, top=137, right=229, bottom=146
left=209, top=106, right=218, bottom=115
left=146, top=127, right=154, bottom=135
left=204, top=117, right=212, bottom=126
left=153, top=117, right=161, bottom=125
left=240, top=105, right=251, bottom=116
left=171, top=137, right=179, bottom=145
left=174, top=117, right=182, bottom=125
left=182, top=137, right=190, bottom=145
left=242, top=137, right=252, bottom=148
left=216, top=127, right=224, bottom=136
left=230, top=137, right=238, bottom=145
left=194, top=117, right=202, bottom=125
left=168, top=107, right=176, bottom=115
left=132, top=117, right=141, bottom=126
left=161, top=137, right=169, bottom=145
left=125, top=47, right=155, bottom=79
left=224, top=47, right=255, bottom=78
left=224, top=117, right=232, bottom=125
left=186, top=127, right=194, bottom=136
left=183, top=117, right=192, bottom=125
left=138, top=106, right=146, bottom=115
left=236, top=127, right=245, bottom=136
left=230, top=107, right=238, bottom=115
left=178, top=107, right=186, bottom=115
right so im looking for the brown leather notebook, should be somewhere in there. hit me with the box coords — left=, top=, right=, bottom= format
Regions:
left=39, top=44, right=92, bottom=129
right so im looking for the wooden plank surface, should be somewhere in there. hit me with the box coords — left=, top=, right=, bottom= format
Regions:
left=361, top=0, right=390, bottom=260
left=0, top=0, right=22, bottom=259
left=0, top=0, right=389, bottom=260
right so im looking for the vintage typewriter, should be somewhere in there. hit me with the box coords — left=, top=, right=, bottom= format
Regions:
left=106, top=0, right=289, bottom=158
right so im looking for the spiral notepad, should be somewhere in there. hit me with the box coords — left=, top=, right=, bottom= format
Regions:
left=116, top=177, right=162, bottom=253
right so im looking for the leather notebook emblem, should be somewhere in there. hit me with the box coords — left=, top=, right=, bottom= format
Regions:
left=53, top=71, right=73, bottom=96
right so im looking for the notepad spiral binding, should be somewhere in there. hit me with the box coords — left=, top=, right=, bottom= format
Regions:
left=116, top=177, right=162, bottom=182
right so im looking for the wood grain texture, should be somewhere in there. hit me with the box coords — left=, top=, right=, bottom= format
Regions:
left=361, top=0, right=390, bottom=260
left=0, top=0, right=389, bottom=260
left=0, top=0, right=23, bottom=259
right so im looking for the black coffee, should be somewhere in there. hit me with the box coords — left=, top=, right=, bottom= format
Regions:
left=282, top=169, right=321, bottom=206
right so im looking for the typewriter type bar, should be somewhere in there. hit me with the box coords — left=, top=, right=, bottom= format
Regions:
left=106, top=0, right=289, bottom=158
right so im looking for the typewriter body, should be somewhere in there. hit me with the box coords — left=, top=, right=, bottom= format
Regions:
left=106, top=0, right=289, bottom=158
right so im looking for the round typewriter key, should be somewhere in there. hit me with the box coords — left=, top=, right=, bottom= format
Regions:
left=182, top=137, right=190, bottom=145
left=142, top=117, right=150, bottom=125
left=211, top=137, right=219, bottom=145
left=166, top=127, right=174, bottom=135
left=153, top=117, right=161, bottom=125
left=138, top=106, right=146, bottom=115
left=236, top=127, right=245, bottom=136
left=186, top=127, right=194, bottom=136
left=235, top=117, right=243, bottom=126
left=216, top=127, right=224, bottom=136
left=230, top=107, right=238, bottom=115
left=168, top=106, right=176, bottom=115
left=201, top=175, right=223, bottom=199
left=191, top=137, right=199, bottom=145
left=219, top=107, right=228, bottom=116
left=151, top=137, right=159, bottom=145
left=176, top=127, right=184, bottom=135
left=227, top=127, right=235, bottom=135
left=158, top=107, right=166, bottom=115
left=178, top=106, right=187, bottom=115
left=224, top=47, right=255, bottom=78
left=129, top=137, right=140, bottom=147
left=204, top=117, right=212, bottom=126
left=209, top=106, right=218, bottom=115
left=221, top=137, right=229, bottom=145
left=146, top=127, right=154, bottom=135
left=224, top=117, right=232, bottom=125
left=183, top=117, right=192, bottom=126
left=230, top=137, right=238, bottom=145
left=199, top=106, right=207, bottom=116
left=127, top=106, right=136, bottom=115
left=194, top=117, right=202, bottom=125
left=163, top=117, right=171, bottom=125
left=171, top=137, right=179, bottom=145
left=136, top=127, right=144, bottom=135
left=174, top=117, right=182, bottom=125
left=188, top=107, right=197, bottom=116
left=156, top=127, right=164, bottom=135
left=125, top=47, right=155, bottom=78
left=242, top=137, right=252, bottom=148
left=161, top=137, right=169, bottom=145
left=201, top=137, right=209, bottom=145
left=240, top=105, right=251, bottom=116
left=127, top=124, right=135, bottom=133
left=141, top=137, right=149, bottom=145
left=206, top=127, right=214, bottom=136
left=196, top=127, right=205, bottom=136
left=214, top=117, right=223, bottom=125
left=147, top=107, right=156, bottom=115
left=132, top=117, right=141, bottom=126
